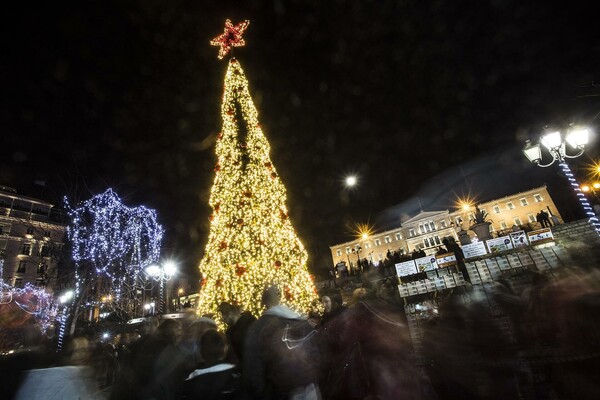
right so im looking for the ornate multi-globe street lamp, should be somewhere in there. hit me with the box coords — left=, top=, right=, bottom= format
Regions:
left=145, top=260, right=177, bottom=314
left=523, top=126, right=600, bottom=234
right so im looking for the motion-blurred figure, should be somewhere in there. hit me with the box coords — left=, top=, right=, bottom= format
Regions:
left=243, top=285, right=320, bottom=400
left=219, top=302, right=256, bottom=364
left=182, top=329, right=240, bottom=400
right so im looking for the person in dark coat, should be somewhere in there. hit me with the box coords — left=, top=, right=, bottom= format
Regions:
left=538, top=210, right=552, bottom=227
left=316, top=293, right=346, bottom=399
left=443, top=238, right=469, bottom=283
left=219, top=302, right=256, bottom=364
left=243, top=285, right=320, bottom=400
left=319, top=289, right=419, bottom=399
left=182, top=330, right=240, bottom=400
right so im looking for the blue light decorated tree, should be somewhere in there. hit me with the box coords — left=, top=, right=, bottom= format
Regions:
left=62, top=189, right=163, bottom=336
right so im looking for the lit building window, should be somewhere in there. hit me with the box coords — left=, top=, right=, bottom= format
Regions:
left=506, top=202, right=515, bottom=210
left=345, top=247, right=351, bottom=255
left=429, top=221, right=436, bottom=231
left=493, top=205, right=501, bottom=213
left=395, top=232, right=401, bottom=240
left=513, top=217, right=522, bottom=225
left=424, top=238, right=430, bottom=247
left=17, top=261, right=27, bottom=273
left=534, top=194, right=543, bottom=202
left=21, top=244, right=31, bottom=255
left=528, top=213, right=536, bottom=223
left=364, top=242, right=371, bottom=249
left=440, top=220, right=446, bottom=228
left=434, top=236, right=441, bottom=245
left=384, top=236, right=391, bottom=244
left=336, top=249, right=342, bottom=257
left=375, top=239, right=381, bottom=246
left=409, top=228, right=416, bottom=237
left=520, top=198, right=528, bottom=206
left=500, top=220, right=508, bottom=229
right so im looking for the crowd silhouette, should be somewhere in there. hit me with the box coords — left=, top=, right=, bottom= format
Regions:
left=1, top=267, right=600, bottom=399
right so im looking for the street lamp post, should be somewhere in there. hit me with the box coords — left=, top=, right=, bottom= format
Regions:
left=145, top=260, right=177, bottom=315
left=523, top=126, right=600, bottom=234
left=351, top=245, right=362, bottom=274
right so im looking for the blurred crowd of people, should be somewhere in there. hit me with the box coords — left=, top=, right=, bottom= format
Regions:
left=2, top=267, right=599, bottom=399
left=1, top=281, right=416, bottom=400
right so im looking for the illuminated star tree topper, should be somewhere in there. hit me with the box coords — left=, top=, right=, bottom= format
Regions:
left=197, top=20, right=317, bottom=324
left=210, top=19, right=250, bottom=60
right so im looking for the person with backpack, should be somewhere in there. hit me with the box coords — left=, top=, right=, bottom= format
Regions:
left=243, top=285, right=320, bottom=400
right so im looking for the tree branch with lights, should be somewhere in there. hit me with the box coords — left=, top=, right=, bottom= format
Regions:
left=63, top=188, right=163, bottom=337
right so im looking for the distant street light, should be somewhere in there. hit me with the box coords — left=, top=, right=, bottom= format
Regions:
left=345, top=175, right=358, bottom=188
left=143, top=302, right=156, bottom=316
left=145, top=260, right=177, bottom=314
left=523, top=126, right=600, bottom=234
left=59, top=290, right=74, bottom=304
left=580, top=181, right=600, bottom=204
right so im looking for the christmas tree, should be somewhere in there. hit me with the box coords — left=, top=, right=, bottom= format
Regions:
left=196, top=20, right=317, bottom=322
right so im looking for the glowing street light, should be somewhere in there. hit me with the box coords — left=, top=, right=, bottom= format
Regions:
left=523, top=125, right=600, bottom=234
left=59, top=290, right=74, bottom=304
left=345, top=175, right=358, bottom=187
left=145, top=260, right=177, bottom=314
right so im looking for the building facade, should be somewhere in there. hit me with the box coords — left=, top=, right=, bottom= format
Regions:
left=329, top=185, right=561, bottom=268
left=0, top=186, right=67, bottom=290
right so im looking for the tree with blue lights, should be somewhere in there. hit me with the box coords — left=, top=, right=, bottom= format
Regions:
left=63, top=188, right=163, bottom=334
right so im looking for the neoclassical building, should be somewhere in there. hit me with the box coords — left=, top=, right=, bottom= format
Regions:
left=0, top=186, right=67, bottom=289
left=329, top=185, right=561, bottom=268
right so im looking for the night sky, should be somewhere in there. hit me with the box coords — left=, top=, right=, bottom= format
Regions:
left=2, top=1, right=599, bottom=280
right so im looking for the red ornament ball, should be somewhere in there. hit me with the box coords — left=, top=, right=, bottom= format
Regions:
left=235, top=264, right=246, bottom=276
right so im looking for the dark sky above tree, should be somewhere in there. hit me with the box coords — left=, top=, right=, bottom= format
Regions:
left=2, top=0, right=599, bottom=279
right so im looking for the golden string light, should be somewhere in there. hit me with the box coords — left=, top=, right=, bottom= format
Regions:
left=197, top=25, right=317, bottom=325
